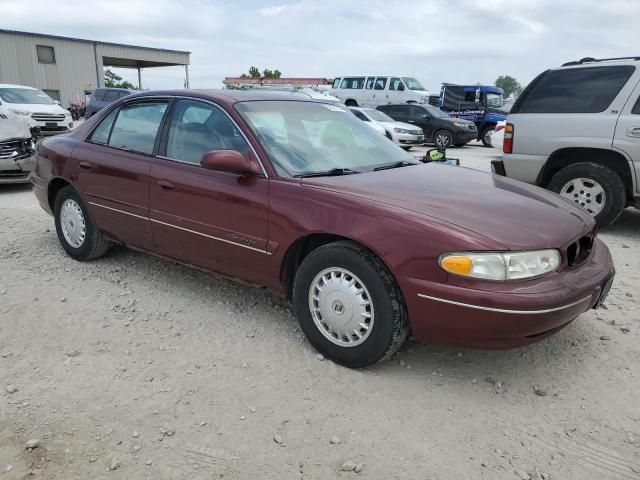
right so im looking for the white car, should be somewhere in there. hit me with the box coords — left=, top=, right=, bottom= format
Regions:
left=489, top=120, right=506, bottom=149
left=0, top=84, right=73, bottom=135
left=331, top=76, right=431, bottom=107
left=350, top=106, right=424, bottom=149
left=0, top=106, right=36, bottom=183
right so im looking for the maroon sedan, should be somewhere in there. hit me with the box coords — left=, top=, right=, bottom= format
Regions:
left=31, top=90, right=615, bottom=368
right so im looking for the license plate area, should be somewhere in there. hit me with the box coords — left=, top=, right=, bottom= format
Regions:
left=45, top=122, right=57, bottom=127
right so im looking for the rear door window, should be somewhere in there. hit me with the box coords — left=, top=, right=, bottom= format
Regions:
left=108, top=102, right=168, bottom=154
left=87, top=108, right=118, bottom=144
left=374, top=77, right=387, bottom=90
left=340, top=77, right=365, bottom=89
left=332, top=78, right=341, bottom=89
left=519, top=66, right=636, bottom=114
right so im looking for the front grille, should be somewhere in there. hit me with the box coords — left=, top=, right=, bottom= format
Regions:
left=0, top=140, right=23, bottom=159
left=31, top=113, right=65, bottom=122
left=0, top=170, right=28, bottom=179
left=566, top=233, right=595, bottom=266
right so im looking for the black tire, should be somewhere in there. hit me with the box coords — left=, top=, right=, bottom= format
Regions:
left=345, top=99, right=358, bottom=107
left=293, top=241, right=409, bottom=368
left=547, top=162, right=626, bottom=228
left=481, top=126, right=495, bottom=147
left=433, top=129, right=453, bottom=149
left=454, top=142, right=468, bottom=147
left=54, top=185, right=111, bottom=261
left=401, top=146, right=412, bottom=151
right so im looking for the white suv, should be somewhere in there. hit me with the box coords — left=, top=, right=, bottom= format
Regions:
left=0, top=84, right=73, bottom=135
left=493, top=57, right=640, bottom=227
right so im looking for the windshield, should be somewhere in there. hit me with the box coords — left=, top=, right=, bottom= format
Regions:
left=362, top=109, right=394, bottom=122
left=236, top=101, right=415, bottom=177
left=485, top=92, right=503, bottom=108
left=423, top=104, right=449, bottom=118
left=0, top=88, right=56, bottom=105
left=402, top=77, right=426, bottom=91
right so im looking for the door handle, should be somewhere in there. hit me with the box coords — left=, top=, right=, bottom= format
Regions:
left=79, top=161, right=93, bottom=171
left=157, top=179, right=175, bottom=190
left=408, top=120, right=415, bottom=123
left=627, top=126, right=640, bottom=138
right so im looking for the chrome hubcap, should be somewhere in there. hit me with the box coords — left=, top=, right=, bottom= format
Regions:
left=435, top=133, right=450, bottom=147
left=60, top=199, right=86, bottom=248
left=484, top=128, right=494, bottom=144
left=308, top=268, right=374, bottom=347
left=560, top=177, right=606, bottom=216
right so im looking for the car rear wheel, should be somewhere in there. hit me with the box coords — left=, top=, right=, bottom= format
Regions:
left=481, top=126, right=495, bottom=147
left=548, top=162, right=626, bottom=228
left=434, top=130, right=453, bottom=148
left=293, top=241, right=409, bottom=368
left=54, top=185, right=111, bottom=261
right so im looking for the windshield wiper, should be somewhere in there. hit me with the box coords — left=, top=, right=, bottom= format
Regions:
left=293, top=168, right=361, bottom=178
left=373, top=161, right=417, bottom=171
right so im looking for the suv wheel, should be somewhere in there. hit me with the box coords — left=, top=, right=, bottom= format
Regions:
left=345, top=99, right=358, bottom=107
left=481, top=126, right=495, bottom=147
left=548, top=162, right=626, bottom=228
left=293, top=241, right=409, bottom=368
left=434, top=130, right=453, bottom=148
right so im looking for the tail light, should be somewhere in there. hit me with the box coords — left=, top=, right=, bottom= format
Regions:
left=503, top=123, right=514, bottom=154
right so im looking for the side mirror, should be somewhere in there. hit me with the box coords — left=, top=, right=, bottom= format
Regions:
left=421, top=114, right=431, bottom=120
left=200, top=150, right=262, bottom=175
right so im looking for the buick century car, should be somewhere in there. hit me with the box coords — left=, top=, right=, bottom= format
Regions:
left=31, top=90, right=614, bottom=368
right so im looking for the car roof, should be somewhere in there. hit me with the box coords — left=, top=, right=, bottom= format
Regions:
left=559, top=56, right=640, bottom=69
left=124, top=89, right=324, bottom=106
left=96, top=87, right=132, bottom=93
left=0, top=84, right=39, bottom=90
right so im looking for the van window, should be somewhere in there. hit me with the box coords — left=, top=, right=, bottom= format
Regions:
left=332, top=78, right=341, bottom=89
left=374, top=77, right=387, bottom=90
left=105, top=91, right=121, bottom=102
left=519, top=66, right=636, bottom=114
left=94, top=90, right=106, bottom=102
left=389, top=78, right=404, bottom=91
left=365, top=78, right=375, bottom=90
left=340, top=77, right=365, bottom=89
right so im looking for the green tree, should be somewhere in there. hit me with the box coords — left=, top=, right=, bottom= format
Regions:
left=263, top=68, right=274, bottom=78
left=248, top=66, right=261, bottom=78
left=104, top=69, right=136, bottom=89
left=273, top=69, right=282, bottom=79
left=495, top=75, right=522, bottom=98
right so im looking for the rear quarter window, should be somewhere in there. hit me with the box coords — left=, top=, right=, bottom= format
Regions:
left=518, top=65, right=636, bottom=114
left=632, top=96, right=640, bottom=115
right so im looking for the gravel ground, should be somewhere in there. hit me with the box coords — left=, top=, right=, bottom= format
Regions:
left=1, top=143, right=639, bottom=479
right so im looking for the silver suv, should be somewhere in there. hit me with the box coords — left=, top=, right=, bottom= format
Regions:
left=492, top=57, right=640, bottom=227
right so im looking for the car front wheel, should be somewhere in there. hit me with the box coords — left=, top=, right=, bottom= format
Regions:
left=293, top=241, right=409, bottom=368
left=434, top=130, right=453, bottom=148
left=54, top=185, right=111, bottom=261
left=548, top=162, right=626, bottom=228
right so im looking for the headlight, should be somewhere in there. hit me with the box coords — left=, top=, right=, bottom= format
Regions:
left=420, top=96, right=429, bottom=103
left=439, top=250, right=561, bottom=281
left=65, top=111, right=71, bottom=117
left=11, top=109, right=31, bottom=116
left=452, top=121, right=468, bottom=128
left=394, top=127, right=410, bottom=134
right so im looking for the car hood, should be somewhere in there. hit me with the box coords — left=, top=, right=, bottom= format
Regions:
left=5, top=102, right=67, bottom=115
left=0, top=113, right=31, bottom=140
left=300, top=164, right=593, bottom=250
left=379, top=121, right=421, bottom=131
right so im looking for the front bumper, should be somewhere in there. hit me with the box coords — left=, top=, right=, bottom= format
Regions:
left=0, top=151, right=35, bottom=184
left=393, top=132, right=424, bottom=146
left=398, top=238, right=614, bottom=349
left=38, top=122, right=72, bottom=136
left=453, top=130, right=477, bottom=143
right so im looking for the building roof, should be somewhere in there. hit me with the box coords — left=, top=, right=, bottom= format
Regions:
left=0, top=28, right=190, bottom=55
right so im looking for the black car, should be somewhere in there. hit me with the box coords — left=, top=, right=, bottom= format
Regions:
left=376, top=104, right=477, bottom=148
left=84, top=88, right=133, bottom=119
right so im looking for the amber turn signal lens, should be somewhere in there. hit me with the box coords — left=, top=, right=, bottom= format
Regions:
left=440, top=255, right=473, bottom=276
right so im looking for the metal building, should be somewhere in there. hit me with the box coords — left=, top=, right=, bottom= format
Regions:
left=0, top=29, right=190, bottom=107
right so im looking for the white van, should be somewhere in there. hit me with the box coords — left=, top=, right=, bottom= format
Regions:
left=330, top=76, right=431, bottom=107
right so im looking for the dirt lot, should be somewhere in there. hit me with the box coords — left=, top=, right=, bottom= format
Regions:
left=1, top=143, right=639, bottom=479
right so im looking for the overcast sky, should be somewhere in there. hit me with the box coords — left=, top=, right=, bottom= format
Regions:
left=2, top=0, right=639, bottom=93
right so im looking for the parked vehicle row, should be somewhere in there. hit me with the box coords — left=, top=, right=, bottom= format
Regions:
left=32, top=89, right=615, bottom=368
left=494, top=56, right=640, bottom=228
